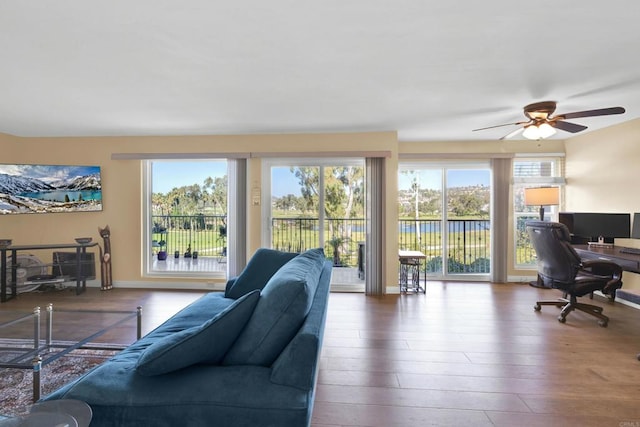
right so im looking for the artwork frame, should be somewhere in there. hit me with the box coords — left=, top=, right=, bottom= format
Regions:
left=0, top=163, right=103, bottom=214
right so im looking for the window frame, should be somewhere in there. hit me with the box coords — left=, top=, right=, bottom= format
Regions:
left=142, top=159, right=233, bottom=280
left=512, top=156, right=565, bottom=269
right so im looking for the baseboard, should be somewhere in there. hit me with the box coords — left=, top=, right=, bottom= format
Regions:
left=92, top=280, right=226, bottom=292
left=610, top=289, right=640, bottom=310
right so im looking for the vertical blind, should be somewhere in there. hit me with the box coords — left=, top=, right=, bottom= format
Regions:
left=365, top=157, right=385, bottom=295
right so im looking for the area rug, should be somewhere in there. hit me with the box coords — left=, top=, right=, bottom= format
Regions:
left=0, top=347, right=117, bottom=417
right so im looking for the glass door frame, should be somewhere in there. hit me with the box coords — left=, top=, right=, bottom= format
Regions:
left=399, top=160, right=491, bottom=281
left=261, top=157, right=366, bottom=290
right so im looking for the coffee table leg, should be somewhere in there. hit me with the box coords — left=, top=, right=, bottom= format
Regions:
left=32, top=306, right=40, bottom=350
left=33, top=356, right=42, bottom=402
left=46, top=303, right=53, bottom=347
left=136, top=306, right=142, bottom=339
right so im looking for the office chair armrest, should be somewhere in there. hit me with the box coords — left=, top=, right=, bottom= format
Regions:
left=580, top=260, right=623, bottom=294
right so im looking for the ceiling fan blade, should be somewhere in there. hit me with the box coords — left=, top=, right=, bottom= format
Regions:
left=472, top=121, right=528, bottom=132
left=552, top=120, right=588, bottom=133
left=499, top=127, right=524, bottom=140
left=559, top=107, right=625, bottom=120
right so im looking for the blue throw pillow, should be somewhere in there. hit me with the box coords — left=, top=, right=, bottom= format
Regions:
left=225, top=248, right=299, bottom=299
left=135, top=290, right=260, bottom=376
left=223, top=248, right=325, bottom=366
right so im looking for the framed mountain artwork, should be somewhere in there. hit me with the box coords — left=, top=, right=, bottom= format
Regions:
left=0, top=164, right=102, bottom=214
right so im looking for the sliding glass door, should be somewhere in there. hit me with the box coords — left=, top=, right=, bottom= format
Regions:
left=399, top=162, right=491, bottom=280
left=263, top=158, right=365, bottom=289
left=144, top=160, right=230, bottom=279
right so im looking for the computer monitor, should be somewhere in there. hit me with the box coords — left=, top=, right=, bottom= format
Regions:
left=632, top=213, right=640, bottom=239
left=558, top=212, right=631, bottom=243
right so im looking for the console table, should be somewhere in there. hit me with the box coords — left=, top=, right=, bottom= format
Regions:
left=399, top=250, right=426, bottom=293
left=1, top=242, right=99, bottom=302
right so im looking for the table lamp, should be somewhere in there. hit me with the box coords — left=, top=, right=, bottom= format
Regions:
left=524, top=187, right=559, bottom=221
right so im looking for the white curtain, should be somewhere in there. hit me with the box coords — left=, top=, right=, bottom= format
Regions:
left=365, top=157, right=385, bottom=295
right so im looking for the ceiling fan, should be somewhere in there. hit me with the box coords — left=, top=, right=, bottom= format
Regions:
left=472, top=101, right=625, bottom=140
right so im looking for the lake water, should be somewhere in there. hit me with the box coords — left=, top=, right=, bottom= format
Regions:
left=20, top=190, right=102, bottom=202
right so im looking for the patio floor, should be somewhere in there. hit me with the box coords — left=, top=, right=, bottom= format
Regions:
left=151, top=255, right=366, bottom=287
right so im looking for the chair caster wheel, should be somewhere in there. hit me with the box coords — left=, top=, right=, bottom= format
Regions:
left=534, top=304, right=541, bottom=311
left=557, top=316, right=566, bottom=323
left=598, top=320, right=608, bottom=327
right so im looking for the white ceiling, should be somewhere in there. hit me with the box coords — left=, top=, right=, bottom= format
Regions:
left=1, top=1, right=639, bottom=141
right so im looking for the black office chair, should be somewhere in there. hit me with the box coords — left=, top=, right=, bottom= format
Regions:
left=526, top=220, right=623, bottom=327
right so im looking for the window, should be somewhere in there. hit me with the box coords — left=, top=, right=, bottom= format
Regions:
left=143, top=160, right=230, bottom=279
left=398, top=161, right=491, bottom=279
left=513, top=157, right=565, bottom=268
left=262, top=158, right=366, bottom=290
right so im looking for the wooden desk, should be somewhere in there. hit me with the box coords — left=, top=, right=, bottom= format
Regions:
left=573, top=244, right=640, bottom=359
left=573, top=244, right=640, bottom=274
left=398, top=250, right=426, bottom=293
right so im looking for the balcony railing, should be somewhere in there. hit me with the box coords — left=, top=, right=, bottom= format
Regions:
left=515, top=215, right=539, bottom=265
left=398, top=219, right=491, bottom=273
left=152, top=215, right=533, bottom=275
left=273, top=217, right=491, bottom=274
left=271, top=217, right=365, bottom=267
left=151, top=214, right=227, bottom=257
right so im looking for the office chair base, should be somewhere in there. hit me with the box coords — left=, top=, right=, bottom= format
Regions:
left=534, top=298, right=609, bottom=327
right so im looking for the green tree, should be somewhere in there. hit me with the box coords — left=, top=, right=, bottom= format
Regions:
left=448, top=189, right=489, bottom=217
left=292, top=166, right=364, bottom=255
left=292, top=166, right=364, bottom=219
left=292, top=167, right=320, bottom=214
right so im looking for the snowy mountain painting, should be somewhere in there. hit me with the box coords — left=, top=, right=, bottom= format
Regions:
left=0, top=164, right=102, bottom=214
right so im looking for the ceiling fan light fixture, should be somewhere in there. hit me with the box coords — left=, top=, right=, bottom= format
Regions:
left=522, top=122, right=556, bottom=140
left=538, top=122, right=556, bottom=138
left=522, top=124, right=541, bottom=140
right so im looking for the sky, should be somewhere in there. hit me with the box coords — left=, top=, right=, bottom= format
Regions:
left=151, top=161, right=490, bottom=195
left=152, top=161, right=227, bottom=194
left=272, top=167, right=303, bottom=197
left=398, top=169, right=490, bottom=190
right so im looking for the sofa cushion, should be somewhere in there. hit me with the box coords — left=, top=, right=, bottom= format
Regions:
left=135, top=290, right=260, bottom=376
left=223, top=248, right=325, bottom=366
left=225, top=248, right=299, bottom=299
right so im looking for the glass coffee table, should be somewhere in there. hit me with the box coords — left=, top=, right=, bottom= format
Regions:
left=0, top=399, right=92, bottom=427
left=0, top=304, right=142, bottom=401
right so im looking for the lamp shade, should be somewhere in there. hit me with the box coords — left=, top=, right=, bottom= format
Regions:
left=524, top=187, right=560, bottom=206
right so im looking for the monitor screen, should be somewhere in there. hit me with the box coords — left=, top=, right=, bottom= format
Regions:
left=559, top=212, right=631, bottom=243
left=632, top=213, right=640, bottom=239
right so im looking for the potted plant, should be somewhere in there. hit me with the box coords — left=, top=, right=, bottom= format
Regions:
left=327, top=236, right=350, bottom=267
left=157, top=240, right=167, bottom=261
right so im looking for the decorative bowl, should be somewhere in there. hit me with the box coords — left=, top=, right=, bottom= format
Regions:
left=0, top=239, right=12, bottom=248
left=75, top=237, right=93, bottom=244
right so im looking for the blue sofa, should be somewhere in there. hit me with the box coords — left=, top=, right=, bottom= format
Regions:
left=43, top=248, right=332, bottom=427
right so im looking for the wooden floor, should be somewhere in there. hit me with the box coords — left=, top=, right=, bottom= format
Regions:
left=3, top=282, right=640, bottom=426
